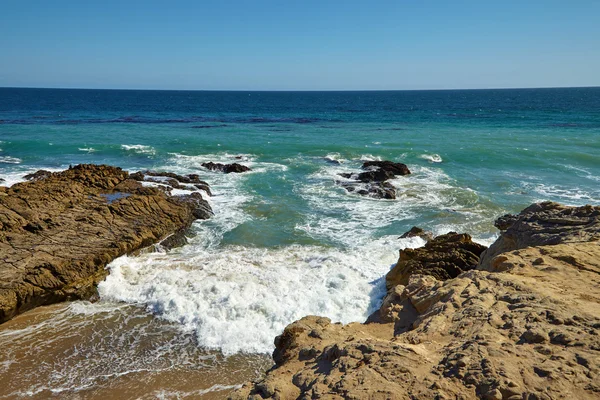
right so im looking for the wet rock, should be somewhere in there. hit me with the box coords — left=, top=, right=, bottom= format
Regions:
left=356, top=168, right=395, bottom=183
left=400, top=226, right=434, bottom=241
left=201, top=162, right=251, bottom=173
left=336, top=160, right=410, bottom=199
left=0, top=164, right=212, bottom=324
left=130, top=171, right=212, bottom=195
left=231, top=203, right=600, bottom=400
left=386, top=232, right=487, bottom=289
left=341, top=181, right=396, bottom=199
left=23, top=170, right=53, bottom=181
left=362, top=160, right=411, bottom=176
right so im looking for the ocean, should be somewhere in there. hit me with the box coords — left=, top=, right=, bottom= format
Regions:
left=1, top=87, right=599, bottom=398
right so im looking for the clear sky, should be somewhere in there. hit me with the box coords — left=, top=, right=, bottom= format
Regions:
left=1, top=0, right=599, bottom=90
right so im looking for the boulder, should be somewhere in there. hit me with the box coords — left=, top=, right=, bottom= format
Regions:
left=362, top=160, right=411, bottom=176
left=356, top=168, right=395, bottom=183
left=386, top=232, right=487, bottom=290
left=23, top=170, right=53, bottom=181
left=336, top=160, right=410, bottom=199
left=201, top=162, right=251, bottom=173
left=0, top=164, right=212, bottom=324
left=399, top=226, right=434, bottom=241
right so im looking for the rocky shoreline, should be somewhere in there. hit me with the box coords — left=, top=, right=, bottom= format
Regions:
left=231, top=202, right=600, bottom=399
left=0, top=164, right=214, bottom=324
left=2, top=164, right=599, bottom=399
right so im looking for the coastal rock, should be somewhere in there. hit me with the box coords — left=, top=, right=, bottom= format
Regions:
left=479, top=201, right=600, bottom=268
left=130, top=170, right=212, bottom=196
left=23, top=170, right=53, bottom=181
left=201, top=162, right=251, bottom=173
left=386, top=232, right=487, bottom=290
left=399, top=226, right=434, bottom=241
left=362, top=160, right=411, bottom=176
left=340, top=181, right=396, bottom=199
left=232, top=203, right=600, bottom=399
left=336, top=160, right=410, bottom=199
left=0, top=164, right=212, bottom=324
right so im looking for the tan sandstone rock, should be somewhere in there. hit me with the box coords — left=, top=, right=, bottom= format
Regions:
left=0, top=164, right=212, bottom=323
left=231, top=203, right=600, bottom=399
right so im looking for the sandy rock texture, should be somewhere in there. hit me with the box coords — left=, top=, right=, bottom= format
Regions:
left=231, top=202, right=600, bottom=399
left=0, top=164, right=212, bottom=323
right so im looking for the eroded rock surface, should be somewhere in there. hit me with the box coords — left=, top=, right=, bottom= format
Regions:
left=386, top=232, right=487, bottom=290
left=0, top=164, right=212, bottom=323
left=480, top=201, right=600, bottom=267
left=231, top=203, right=600, bottom=399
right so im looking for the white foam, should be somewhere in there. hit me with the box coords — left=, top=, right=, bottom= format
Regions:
left=121, top=144, right=156, bottom=155
left=358, top=154, right=382, bottom=161
left=324, top=153, right=345, bottom=164
left=522, top=181, right=599, bottom=204
left=99, top=236, right=423, bottom=355
left=94, top=151, right=497, bottom=357
left=0, top=156, right=22, bottom=164
left=420, top=153, right=443, bottom=163
left=78, top=147, right=96, bottom=153
left=0, top=166, right=65, bottom=187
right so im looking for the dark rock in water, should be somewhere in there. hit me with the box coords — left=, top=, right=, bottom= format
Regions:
left=202, top=162, right=251, bottom=173
left=23, top=170, right=53, bottom=181
left=479, top=201, right=600, bottom=268
left=159, top=228, right=189, bottom=250
left=360, top=182, right=396, bottom=199
left=0, top=164, right=213, bottom=324
left=129, top=171, right=145, bottom=181
left=194, top=183, right=212, bottom=196
left=357, top=169, right=395, bottom=183
left=324, top=157, right=342, bottom=165
left=400, top=226, right=434, bottom=241
left=386, top=232, right=487, bottom=289
left=130, top=171, right=211, bottom=195
left=340, top=181, right=396, bottom=199
left=142, top=171, right=207, bottom=184
left=336, top=160, right=410, bottom=199
left=362, top=161, right=411, bottom=176
left=0, top=178, right=5, bottom=183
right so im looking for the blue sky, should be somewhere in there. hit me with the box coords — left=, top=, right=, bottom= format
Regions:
left=1, top=1, right=599, bottom=90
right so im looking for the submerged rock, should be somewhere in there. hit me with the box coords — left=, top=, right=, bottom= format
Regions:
left=0, top=164, right=212, bottom=324
left=386, top=232, right=487, bottom=289
left=129, top=170, right=212, bottom=196
left=336, top=160, right=410, bottom=199
left=201, top=162, right=251, bottom=173
left=340, top=181, right=396, bottom=199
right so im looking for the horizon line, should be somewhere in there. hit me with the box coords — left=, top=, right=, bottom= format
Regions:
left=1, top=85, right=599, bottom=93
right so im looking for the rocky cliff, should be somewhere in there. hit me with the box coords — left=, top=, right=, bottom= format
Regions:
left=0, top=164, right=212, bottom=324
left=231, top=202, right=600, bottom=399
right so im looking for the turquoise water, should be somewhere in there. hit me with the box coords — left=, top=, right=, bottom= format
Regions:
left=1, top=87, right=599, bottom=355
